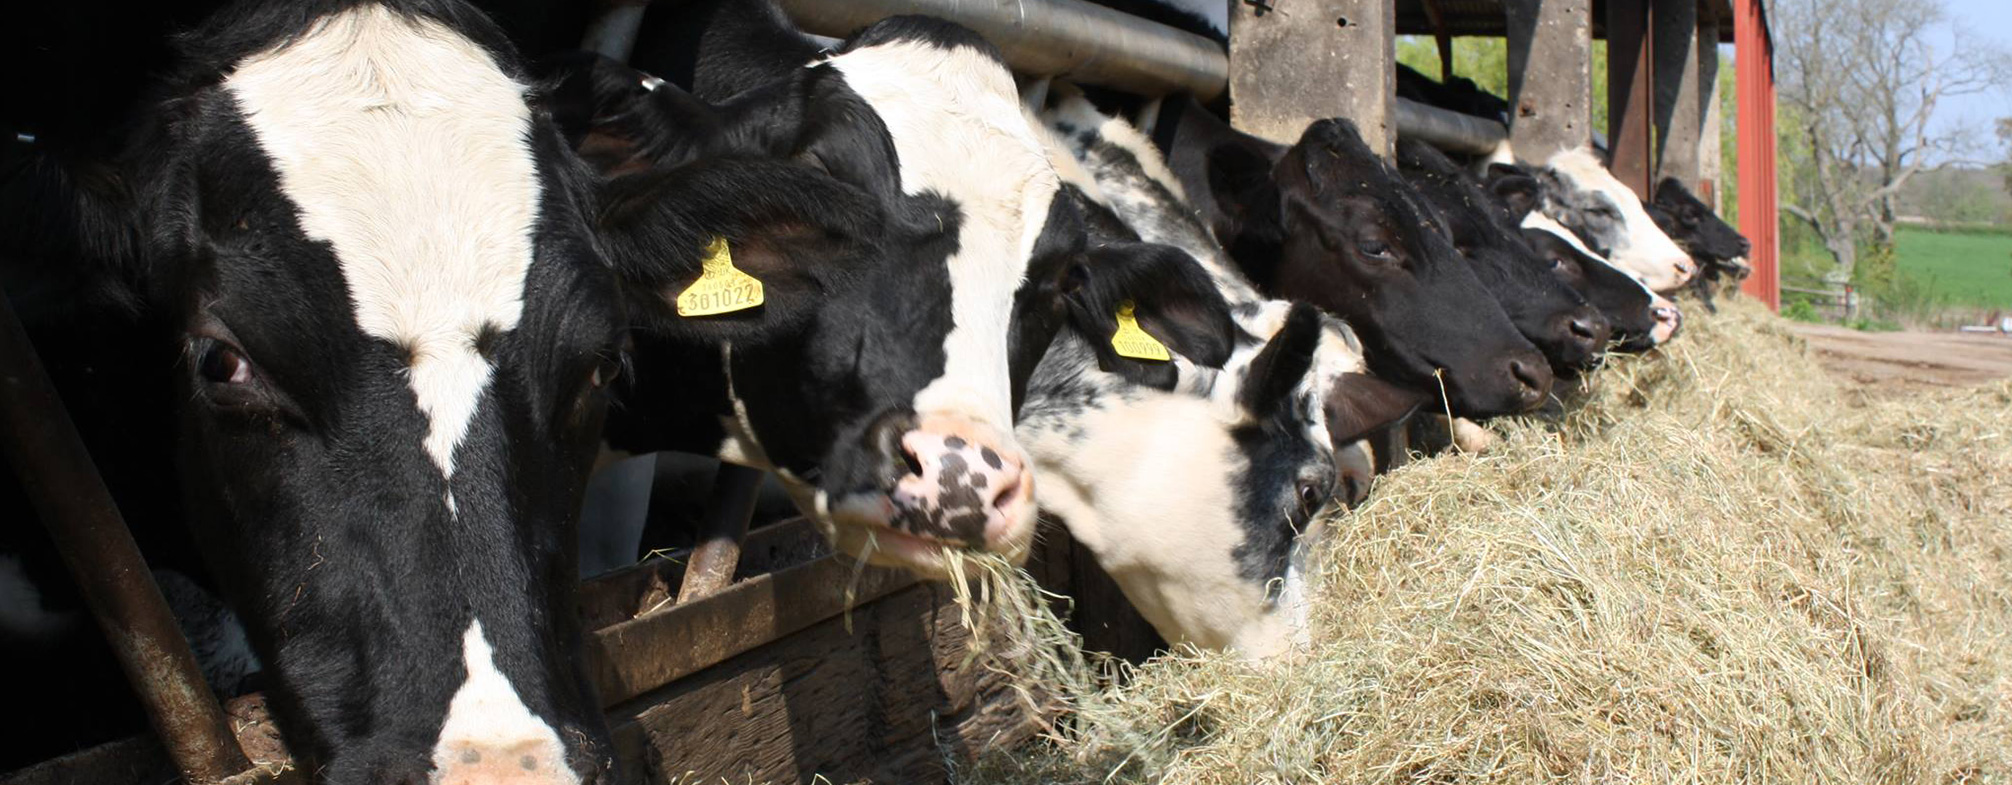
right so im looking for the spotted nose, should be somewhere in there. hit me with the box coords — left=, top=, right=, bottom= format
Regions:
left=889, top=418, right=1029, bottom=548
left=1650, top=298, right=1684, bottom=344
left=433, top=740, right=583, bottom=785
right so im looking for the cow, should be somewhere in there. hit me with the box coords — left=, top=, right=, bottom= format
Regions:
left=1647, top=177, right=1753, bottom=313
left=1515, top=147, right=1698, bottom=294
left=1482, top=163, right=1685, bottom=350
left=1036, top=85, right=1424, bottom=499
left=1395, top=138, right=1612, bottom=376
left=1142, top=95, right=1554, bottom=419
left=1019, top=302, right=1340, bottom=658
left=1396, top=63, right=1512, bottom=126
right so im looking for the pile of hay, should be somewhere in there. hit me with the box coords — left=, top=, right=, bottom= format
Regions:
left=968, top=300, right=2012, bottom=784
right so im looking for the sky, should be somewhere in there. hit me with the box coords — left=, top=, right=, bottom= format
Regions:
left=1929, top=0, right=2012, bottom=155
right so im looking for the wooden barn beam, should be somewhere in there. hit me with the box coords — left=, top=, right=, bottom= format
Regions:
left=1697, top=5, right=1725, bottom=207
left=1504, top=0, right=1592, bottom=162
left=1229, top=0, right=1396, bottom=155
left=1653, top=0, right=1704, bottom=191
left=1607, top=0, right=1655, bottom=197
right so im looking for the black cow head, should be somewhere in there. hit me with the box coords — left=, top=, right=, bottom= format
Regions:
left=1396, top=139, right=1610, bottom=376
left=1650, top=177, right=1751, bottom=277
left=3, top=2, right=632, bottom=782
left=1198, top=118, right=1551, bottom=418
left=1486, top=164, right=1682, bottom=352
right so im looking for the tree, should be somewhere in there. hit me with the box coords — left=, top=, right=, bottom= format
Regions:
left=1998, top=117, right=2012, bottom=196
left=1772, top=0, right=2009, bottom=283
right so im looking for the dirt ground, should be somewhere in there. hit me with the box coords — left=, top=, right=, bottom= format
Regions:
left=1790, top=322, right=2012, bottom=394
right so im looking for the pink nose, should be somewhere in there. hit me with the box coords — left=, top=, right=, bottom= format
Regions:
left=890, top=418, right=1029, bottom=548
left=434, top=740, right=578, bottom=785
left=1650, top=299, right=1683, bottom=343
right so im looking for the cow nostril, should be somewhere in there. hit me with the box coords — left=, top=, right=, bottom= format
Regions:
left=1508, top=358, right=1544, bottom=392
left=899, top=441, right=924, bottom=478
left=1568, top=318, right=1597, bottom=341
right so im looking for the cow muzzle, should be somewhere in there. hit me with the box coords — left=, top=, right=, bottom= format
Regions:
left=827, top=412, right=1036, bottom=577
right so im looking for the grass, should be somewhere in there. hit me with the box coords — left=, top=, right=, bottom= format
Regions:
left=960, top=299, right=2012, bottom=785
left=1894, top=227, right=2012, bottom=309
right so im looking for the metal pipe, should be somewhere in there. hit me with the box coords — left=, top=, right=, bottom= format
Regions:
left=1393, top=98, right=1509, bottom=155
left=0, top=287, right=251, bottom=785
left=776, top=0, right=1230, bottom=101
left=675, top=464, right=763, bottom=603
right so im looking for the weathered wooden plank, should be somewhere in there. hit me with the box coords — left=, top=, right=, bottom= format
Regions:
left=1228, top=0, right=1396, bottom=155
left=1652, top=0, right=1704, bottom=189
left=579, top=517, right=827, bottom=630
left=1505, top=0, right=1592, bottom=162
left=606, top=580, right=1042, bottom=785
left=1607, top=0, right=1655, bottom=197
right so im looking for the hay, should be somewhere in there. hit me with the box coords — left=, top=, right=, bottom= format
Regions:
left=966, top=299, right=2012, bottom=785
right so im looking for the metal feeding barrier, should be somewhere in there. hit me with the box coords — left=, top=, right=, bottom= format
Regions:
left=776, top=0, right=1510, bottom=154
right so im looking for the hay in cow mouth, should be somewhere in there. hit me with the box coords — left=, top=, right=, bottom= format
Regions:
left=962, top=297, right=2012, bottom=784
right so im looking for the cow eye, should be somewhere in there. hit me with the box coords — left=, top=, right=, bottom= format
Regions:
left=1356, top=240, right=1393, bottom=259
left=197, top=339, right=253, bottom=385
left=589, top=352, right=624, bottom=389
left=1298, top=480, right=1327, bottom=514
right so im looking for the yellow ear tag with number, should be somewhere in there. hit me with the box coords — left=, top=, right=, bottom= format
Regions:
left=676, top=237, right=765, bottom=317
left=1111, top=300, right=1171, bottom=361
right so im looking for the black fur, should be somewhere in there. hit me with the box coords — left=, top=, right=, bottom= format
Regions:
left=1649, top=177, right=1751, bottom=313
left=1397, top=139, right=1611, bottom=376
left=1482, top=163, right=1666, bottom=351
left=1153, top=97, right=1551, bottom=418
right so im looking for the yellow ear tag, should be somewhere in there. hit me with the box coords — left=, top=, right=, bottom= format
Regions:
left=676, top=237, right=765, bottom=317
left=1111, top=300, right=1171, bottom=361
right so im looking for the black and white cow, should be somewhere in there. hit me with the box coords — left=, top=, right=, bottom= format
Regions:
left=1395, top=138, right=1612, bottom=376
left=1516, top=147, right=1698, bottom=294
left=1482, top=164, right=1685, bottom=350
left=545, top=6, right=1264, bottom=577
left=1647, top=177, right=1752, bottom=313
left=1037, top=86, right=1423, bottom=498
left=1143, top=96, right=1555, bottom=419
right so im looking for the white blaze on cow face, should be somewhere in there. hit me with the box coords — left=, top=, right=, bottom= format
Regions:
left=1544, top=148, right=1694, bottom=293
left=226, top=5, right=540, bottom=499
left=825, top=40, right=1057, bottom=438
left=430, top=621, right=579, bottom=785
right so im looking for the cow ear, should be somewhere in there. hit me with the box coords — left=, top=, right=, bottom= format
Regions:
left=540, top=51, right=724, bottom=174
left=597, top=158, right=878, bottom=342
left=1238, top=303, right=1321, bottom=420
left=1323, top=372, right=1428, bottom=446
left=1071, top=241, right=1239, bottom=371
left=2, top=144, right=148, bottom=309
left=1205, top=140, right=1279, bottom=229
left=1488, top=171, right=1542, bottom=221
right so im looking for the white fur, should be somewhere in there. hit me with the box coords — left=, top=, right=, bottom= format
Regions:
left=431, top=621, right=579, bottom=784
left=1019, top=382, right=1300, bottom=657
left=227, top=6, right=540, bottom=489
left=1544, top=148, right=1693, bottom=292
left=827, top=41, right=1060, bottom=435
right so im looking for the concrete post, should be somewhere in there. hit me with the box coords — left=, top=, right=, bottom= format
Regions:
left=1504, top=0, right=1592, bottom=163
left=1229, top=0, right=1395, bottom=155
left=1697, top=12, right=1725, bottom=208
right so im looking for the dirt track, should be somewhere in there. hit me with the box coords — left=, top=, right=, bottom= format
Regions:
left=1790, top=323, right=2012, bottom=393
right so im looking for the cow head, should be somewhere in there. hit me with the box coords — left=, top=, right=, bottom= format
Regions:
left=1649, top=177, right=1751, bottom=278
left=2, top=3, right=630, bottom=782
left=1396, top=139, right=1610, bottom=376
left=1531, top=148, right=1695, bottom=293
left=1487, top=163, right=1677, bottom=353
left=1022, top=302, right=1337, bottom=658
left=1203, top=118, right=1551, bottom=417
left=560, top=26, right=1231, bottom=578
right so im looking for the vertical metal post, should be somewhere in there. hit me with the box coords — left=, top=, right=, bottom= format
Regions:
left=1652, top=0, right=1703, bottom=189
left=1228, top=0, right=1395, bottom=155
left=1607, top=0, right=1655, bottom=197
left=1735, top=0, right=1780, bottom=309
left=0, top=288, right=250, bottom=785
left=1504, top=0, right=1593, bottom=162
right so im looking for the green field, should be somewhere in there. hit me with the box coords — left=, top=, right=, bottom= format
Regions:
left=1894, top=227, right=2012, bottom=308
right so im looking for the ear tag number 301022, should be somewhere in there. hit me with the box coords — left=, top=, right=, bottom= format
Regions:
left=676, top=237, right=765, bottom=317
left=1111, top=300, right=1171, bottom=361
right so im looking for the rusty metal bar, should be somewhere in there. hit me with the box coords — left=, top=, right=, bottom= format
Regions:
left=675, top=463, right=763, bottom=603
left=0, top=287, right=251, bottom=785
